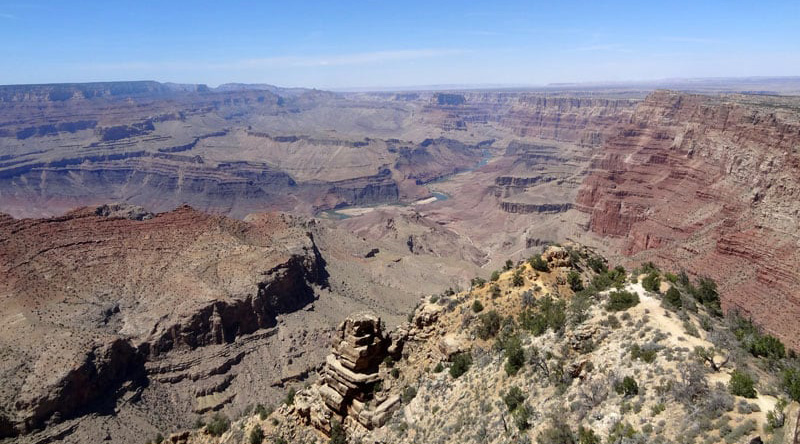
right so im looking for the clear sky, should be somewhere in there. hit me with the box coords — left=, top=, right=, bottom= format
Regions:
left=1, top=1, right=798, bottom=88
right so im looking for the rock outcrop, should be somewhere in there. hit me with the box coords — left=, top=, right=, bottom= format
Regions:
left=295, top=313, right=400, bottom=433
left=0, top=205, right=327, bottom=439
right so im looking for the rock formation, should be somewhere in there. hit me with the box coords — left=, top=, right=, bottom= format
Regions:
left=576, top=90, right=800, bottom=349
left=295, top=313, right=400, bottom=433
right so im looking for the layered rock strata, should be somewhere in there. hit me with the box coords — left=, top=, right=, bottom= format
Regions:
left=295, top=313, right=400, bottom=433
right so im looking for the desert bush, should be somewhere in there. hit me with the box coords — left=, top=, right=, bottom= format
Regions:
left=248, top=426, right=264, bottom=444
left=504, top=335, right=525, bottom=376
left=284, top=387, right=296, bottom=405
left=504, top=259, right=514, bottom=270
left=520, top=295, right=566, bottom=335
left=529, top=255, right=549, bottom=272
left=490, top=284, right=501, bottom=298
left=642, top=272, right=661, bottom=293
left=511, top=404, right=532, bottom=431
left=601, top=314, right=621, bottom=329
left=471, top=276, right=486, bottom=288
left=766, top=398, right=787, bottom=430
left=476, top=310, right=501, bottom=339
left=504, top=386, right=526, bottom=411
left=606, top=422, right=640, bottom=444
left=450, top=352, right=472, bottom=378
left=606, top=290, right=639, bottom=311
left=433, top=362, right=444, bottom=373
left=537, top=419, right=575, bottom=444
left=401, top=386, right=417, bottom=403
left=329, top=420, right=346, bottom=444
left=723, top=419, right=756, bottom=444
left=569, top=291, right=593, bottom=325
left=614, top=376, right=639, bottom=397
left=568, top=271, right=584, bottom=292
left=471, top=299, right=484, bottom=313
left=254, top=404, right=271, bottom=420
left=577, top=426, right=601, bottom=444
left=206, top=413, right=230, bottom=436
left=664, top=286, right=682, bottom=308
left=783, top=367, right=800, bottom=401
left=512, top=269, right=525, bottom=286
left=586, top=256, right=607, bottom=274
left=630, top=343, right=659, bottom=363
left=728, top=369, right=757, bottom=398
left=490, top=270, right=500, bottom=281
left=692, top=276, right=722, bottom=316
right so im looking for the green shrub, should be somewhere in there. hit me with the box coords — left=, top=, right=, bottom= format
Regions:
left=766, top=398, right=787, bottom=430
left=569, top=291, right=593, bottom=325
left=490, top=270, right=500, bottom=281
left=513, top=404, right=533, bottom=431
left=606, top=290, right=639, bottom=311
left=537, top=419, right=574, bottom=443
left=568, top=271, right=584, bottom=292
left=519, top=295, right=566, bottom=335
left=249, top=426, right=264, bottom=444
left=693, top=276, right=721, bottom=316
left=630, top=343, right=658, bottom=363
left=329, top=420, right=346, bottom=444
left=206, top=413, right=230, bottom=436
left=529, top=255, right=549, bottom=272
left=519, top=309, right=548, bottom=336
left=433, top=362, right=444, bottom=373
left=476, top=310, right=501, bottom=339
left=783, top=368, right=800, bottom=402
left=732, top=314, right=786, bottom=360
left=284, top=387, right=296, bottom=405
left=471, top=276, right=486, bottom=288
left=512, top=269, right=525, bottom=287
left=663, top=286, right=682, bottom=308
left=490, top=284, right=501, bottom=298
left=471, top=299, right=484, bottom=313
left=503, top=386, right=526, bottom=411
left=401, top=386, right=417, bottom=403
left=750, top=334, right=785, bottom=360
left=642, top=271, right=661, bottom=293
left=614, top=376, right=639, bottom=397
left=450, top=352, right=472, bottom=378
left=254, top=403, right=271, bottom=420
left=504, top=259, right=514, bottom=270
left=504, top=335, right=525, bottom=376
left=728, top=369, right=757, bottom=398
left=586, top=256, right=607, bottom=274
left=607, top=422, right=638, bottom=443
left=578, top=426, right=601, bottom=444
left=391, top=368, right=400, bottom=378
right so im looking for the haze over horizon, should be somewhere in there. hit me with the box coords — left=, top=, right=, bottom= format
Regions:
left=1, top=0, right=798, bottom=89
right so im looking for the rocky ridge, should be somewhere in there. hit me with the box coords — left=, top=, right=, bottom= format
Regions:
left=181, top=245, right=800, bottom=444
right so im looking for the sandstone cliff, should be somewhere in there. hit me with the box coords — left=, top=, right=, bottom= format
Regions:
left=577, top=90, right=800, bottom=349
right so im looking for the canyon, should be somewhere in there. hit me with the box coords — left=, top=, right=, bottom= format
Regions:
left=1, top=79, right=800, bottom=442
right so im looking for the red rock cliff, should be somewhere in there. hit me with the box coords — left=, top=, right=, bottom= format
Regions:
left=577, top=90, right=800, bottom=349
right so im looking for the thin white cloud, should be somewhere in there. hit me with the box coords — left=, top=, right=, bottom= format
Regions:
left=72, top=49, right=469, bottom=73
left=239, top=49, right=469, bottom=68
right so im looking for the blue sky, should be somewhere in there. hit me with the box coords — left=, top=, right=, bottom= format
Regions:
left=1, top=1, right=798, bottom=88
